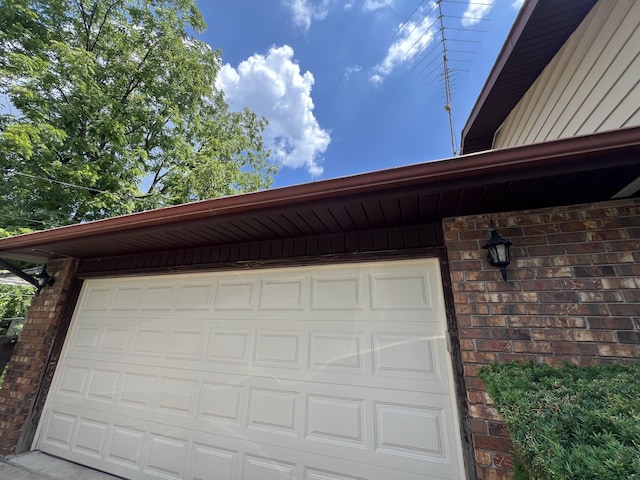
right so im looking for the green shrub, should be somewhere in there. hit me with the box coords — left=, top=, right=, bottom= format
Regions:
left=479, top=361, right=640, bottom=480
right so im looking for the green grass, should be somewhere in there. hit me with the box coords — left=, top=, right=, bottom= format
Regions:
left=480, top=360, right=640, bottom=480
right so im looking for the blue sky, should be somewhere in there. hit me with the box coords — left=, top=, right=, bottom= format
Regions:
left=198, top=0, right=525, bottom=188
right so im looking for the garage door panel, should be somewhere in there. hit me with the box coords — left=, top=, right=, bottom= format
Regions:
left=77, top=266, right=443, bottom=321
left=66, top=321, right=448, bottom=374
left=41, top=396, right=459, bottom=480
left=46, top=369, right=460, bottom=475
left=38, top=260, right=465, bottom=479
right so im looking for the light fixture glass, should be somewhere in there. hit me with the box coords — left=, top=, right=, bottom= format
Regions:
left=482, top=222, right=512, bottom=281
left=34, top=267, right=54, bottom=292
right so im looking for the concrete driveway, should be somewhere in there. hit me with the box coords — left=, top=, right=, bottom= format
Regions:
left=0, top=451, right=122, bottom=480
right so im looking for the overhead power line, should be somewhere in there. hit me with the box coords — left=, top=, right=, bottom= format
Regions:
left=2, top=168, right=110, bottom=194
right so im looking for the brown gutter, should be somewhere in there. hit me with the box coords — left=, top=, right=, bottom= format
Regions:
left=0, top=126, right=639, bottom=255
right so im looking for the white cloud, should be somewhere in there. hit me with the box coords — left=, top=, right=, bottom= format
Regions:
left=363, top=0, right=394, bottom=11
left=343, top=64, right=362, bottom=81
left=216, top=45, right=330, bottom=177
left=284, top=0, right=330, bottom=30
left=511, top=0, right=525, bottom=9
left=369, top=15, right=436, bottom=85
left=461, top=1, right=493, bottom=26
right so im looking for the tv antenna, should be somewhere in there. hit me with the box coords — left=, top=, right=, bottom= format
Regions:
left=397, top=0, right=490, bottom=156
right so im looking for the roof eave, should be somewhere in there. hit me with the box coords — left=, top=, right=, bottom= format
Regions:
left=1, top=125, right=639, bottom=261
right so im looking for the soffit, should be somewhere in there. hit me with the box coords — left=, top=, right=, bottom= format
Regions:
left=461, top=0, right=598, bottom=154
left=0, top=128, right=639, bottom=264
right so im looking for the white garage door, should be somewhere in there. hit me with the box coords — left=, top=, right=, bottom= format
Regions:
left=36, top=259, right=465, bottom=480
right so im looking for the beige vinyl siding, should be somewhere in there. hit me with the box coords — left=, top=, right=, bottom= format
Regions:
left=495, top=0, right=640, bottom=149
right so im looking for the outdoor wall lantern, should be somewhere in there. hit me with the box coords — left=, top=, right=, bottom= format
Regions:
left=0, top=259, right=55, bottom=293
left=482, top=221, right=512, bottom=281
left=34, top=267, right=55, bottom=293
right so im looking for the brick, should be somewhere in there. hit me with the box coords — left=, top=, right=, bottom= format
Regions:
left=465, top=270, right=505, bottom=281
left=490, top=304, right=526, bottom=315
left=474, top=434, right=513, bottom=452
left=468, top=293, right=502, bottom=303
left=450, top=260, right=483, bottom=271
left=517, top=235, right=548, bottom=246
left=592, top=252, right=635, bottom=264
left=539, top=355, right=581, bottom=366
left=455, top=304, right=491, bottom=315
left=515, top=257, right=549, bottom=268
left=460, top=230, right=494, bottom=241
left=465, top=376, right=485, bottom=390
left=500, top=292, right=538, bottom=303
left=512, top=341, right=552, bottom=353
left=545, top=317, right=585, bottom=328
left=464, top=365, right=480, bottom=376
left=509, top=317, right=547, bottom=328
left=574, top=266, right=616, bottom=277
left=578, top=291, right=624, bottom=302
left=520, top=279, right=563, bottom=291
left=547, top=232, right=586, bottom=244
left=601, top=278, right=640, bottom=289
left=460, top=328, right=495, bottom=339
left=475, top=449, right=493, bottom=466
left=475, top=340, right=513, bottom=352
left=605, top=240, right=640, bottom=251
left=532, top=267, right=574, bottom=278
left=452, top=281, right=487, bottom=292
left=552, top=342, right=596, bottom=356
left=617, top=331, right=640, bottom=344
left=462, top=351, right=498, bottom=363
left=597, top=344, right=640, bottom=357
left=588, top=317, right=633, bottom=330
left=538, top=291, right=580, bottom=303
left=460, top=339, right=475, bottom=351
left=523, top=223, right=559, bottom=235
left=476, top=466, right=516, bottom=480
left=504, top=328, right=531, bottom=340
left=444, top=230, right=459, bottom=241
left=472, top=317, right=508, bottom=327
left=526, top=303, right=607, bottom=316
left=470, top=418, right=488, bottom=435
left=531, top=329, right=573, bottom=341
left=486, top=282, right=522, bottom=292
left=450, top=271, right=465, bottom=282
left=552, top=254, right=594, bottom=266
left=497, top=352, right=536, bottom=362
left=561, top=220, right=599, bottom=232
left=586, top=229, right=629, bottom=241
left=623, top=290, right=640, bottom=302
left=487, top=421, right=510, bottom=437
left=493, top=453, right=515, bottom=470
left=447, top=240, right=481, bottom=250
left=468, top=391, right=486, bottom=405
left=525, top=245, right=565, bottom=256
left=615, top=264, right=640, bottom=276
left=572, top=330, right=617, bottom=343
left=608, top=304, right=640, bottom=316
left=564, top=241, right=606, bottom=253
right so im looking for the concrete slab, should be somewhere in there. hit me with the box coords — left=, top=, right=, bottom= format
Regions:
left=1, top=451, right=122, bottom=480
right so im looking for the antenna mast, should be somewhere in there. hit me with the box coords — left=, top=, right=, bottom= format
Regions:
left=436, top=0, right=457, bottom=156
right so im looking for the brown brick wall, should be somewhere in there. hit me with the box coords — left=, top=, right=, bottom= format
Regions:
left=444, top=198, right=640, bottom=480
left=0, top=258, right=78, bottom=456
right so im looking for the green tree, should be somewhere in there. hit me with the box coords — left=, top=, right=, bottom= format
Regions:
left=0, top=0, right=277, bottom=229
left=0, top=229, right=35, bottom=334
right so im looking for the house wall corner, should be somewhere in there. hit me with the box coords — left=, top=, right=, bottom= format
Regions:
left=0, top=258, right=79, bottom=456
left=443, top=197, right=640, bottom=480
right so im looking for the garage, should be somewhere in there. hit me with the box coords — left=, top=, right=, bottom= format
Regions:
left=35, top=259, right=464, bottom=480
